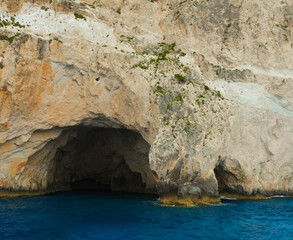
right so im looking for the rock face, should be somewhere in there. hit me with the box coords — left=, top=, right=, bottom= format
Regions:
left=0, top=0, right=292, bottom=205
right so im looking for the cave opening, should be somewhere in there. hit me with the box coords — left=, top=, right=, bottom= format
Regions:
left=50, top=127, right=157, bottom=195
left=214, top=161, right=244, bottom=196
left=214, top=163, right=230, bottom=194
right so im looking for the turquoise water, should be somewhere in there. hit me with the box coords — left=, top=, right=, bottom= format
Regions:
left=0, top=192, right=293, bottom=240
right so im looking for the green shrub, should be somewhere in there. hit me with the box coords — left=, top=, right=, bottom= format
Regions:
left=175, top=74, right=186, bottom=83
left=0, top=33, right=20, bottom=44
left=53, top=37, right=62, bottom=43
left=74, top=13, right=86, bottom=21
left=204, top=85, right=210, bottom=91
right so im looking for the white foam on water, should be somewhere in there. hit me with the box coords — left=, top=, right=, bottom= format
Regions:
left=266, top=195, right=289, bottom=199
left=220, top=196, right=237, bottom=200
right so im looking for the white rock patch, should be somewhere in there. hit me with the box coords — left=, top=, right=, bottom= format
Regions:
left=0, top=3, right=124, bottom=49
left=238, top=65, right=293, bottom=79
left=209, top=80, right=293, bottom=116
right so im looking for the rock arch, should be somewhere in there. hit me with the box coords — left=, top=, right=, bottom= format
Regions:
left=3, top=125, right=157, bottom=195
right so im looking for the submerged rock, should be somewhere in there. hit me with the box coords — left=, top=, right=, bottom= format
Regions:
left=0, top=0, right=292, bottom=205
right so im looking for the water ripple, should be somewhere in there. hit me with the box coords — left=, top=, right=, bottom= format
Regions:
left=0, top=192, right=293, bottom=240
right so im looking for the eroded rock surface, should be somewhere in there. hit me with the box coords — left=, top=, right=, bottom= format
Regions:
left=0, top=0, right=292, bottom=205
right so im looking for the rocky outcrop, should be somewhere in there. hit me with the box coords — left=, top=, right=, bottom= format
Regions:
left=0, top=0, right=292, bottom=205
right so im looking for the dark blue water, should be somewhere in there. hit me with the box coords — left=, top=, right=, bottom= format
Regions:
left=0, top=192, right=293, bottom=240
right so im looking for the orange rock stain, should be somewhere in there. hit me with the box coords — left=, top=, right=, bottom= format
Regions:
left=0, top=179, right=10, bottom=188
left=168, top=155, right=175, bottom=171
left=200, top=11, right=206, bottom=18
left=153, top=171, right=159, bottom=184
left=0, top=124, right=9, bottom=130
left=16, top=161, right=27, bottom=173
left=9, top=159, right=27, bottom=177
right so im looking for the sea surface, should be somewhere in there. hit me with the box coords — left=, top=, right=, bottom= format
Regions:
left=0, top=192, right=293, bottom=240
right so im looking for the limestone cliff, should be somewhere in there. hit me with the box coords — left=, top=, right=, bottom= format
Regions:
left=0, top=0, right=292, bottom=206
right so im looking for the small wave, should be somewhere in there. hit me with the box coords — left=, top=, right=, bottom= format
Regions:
left=220, top=196, right=237, bottom=200
left=205, top=202, right=233, bottom=207
left=150, top=201, right=196, bottom=208
left=266, top=195, right=289, bottom=199
left=149, top=200, right=233, bottom=208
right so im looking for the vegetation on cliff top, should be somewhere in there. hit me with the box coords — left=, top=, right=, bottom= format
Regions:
left=131, top=41, right=224, bottom=138
left=0, top=33, right=20, bottom=44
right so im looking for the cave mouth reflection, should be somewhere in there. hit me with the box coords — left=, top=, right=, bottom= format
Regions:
left=52, top=127, right=157, bottom=194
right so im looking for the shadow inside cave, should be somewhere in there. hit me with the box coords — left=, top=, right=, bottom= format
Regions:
left=49, top=127, right=157, bottom=194
left=214, top=160, right=246, bottom=196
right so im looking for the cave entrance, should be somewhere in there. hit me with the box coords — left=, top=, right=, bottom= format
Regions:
left=214, top=163, right=232, bottom=194
left=214, top=160, right=244, bottom=196
left=51, top=127, right=157, bottom=194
